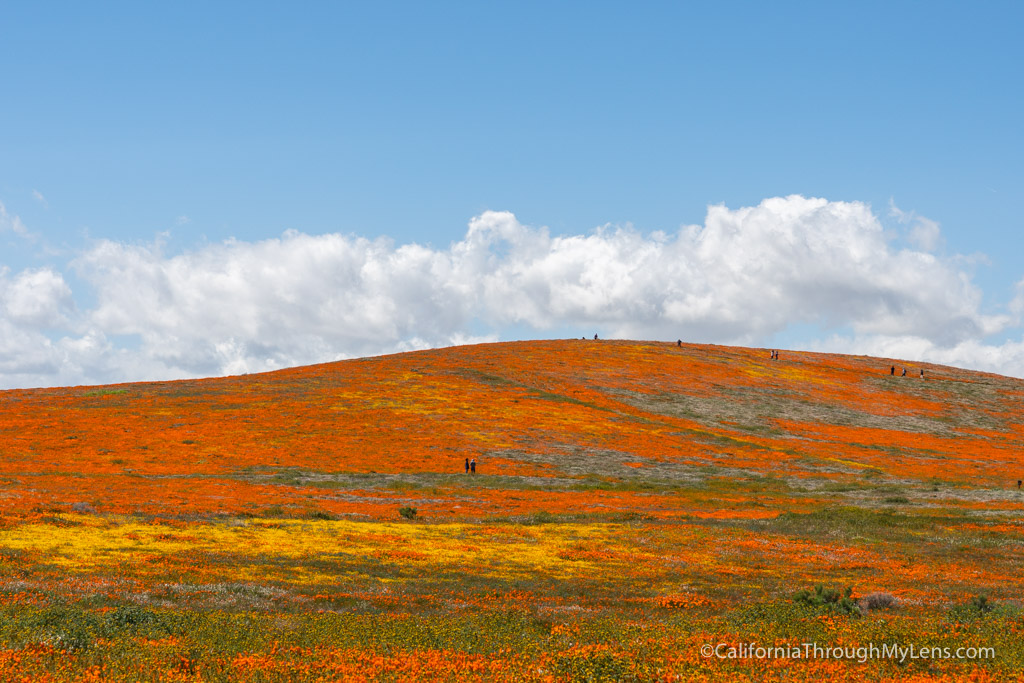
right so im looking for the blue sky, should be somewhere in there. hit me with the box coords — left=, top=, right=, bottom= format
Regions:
left=2, top=2, right=1023, bottom=388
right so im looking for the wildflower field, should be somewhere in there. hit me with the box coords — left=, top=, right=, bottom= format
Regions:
left=1, top=339, right=1023, bottom=681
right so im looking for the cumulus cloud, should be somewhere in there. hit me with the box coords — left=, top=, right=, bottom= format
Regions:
left=465, top=197, right=1003, bottom=348
left=2, top=194, right=1024, bottom=388
left=2, top=268, right=75, bottom=328
left=71, top=230, right=479, bottom=377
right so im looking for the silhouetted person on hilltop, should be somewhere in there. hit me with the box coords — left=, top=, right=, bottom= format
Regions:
left=677, top=339, right=682, bottom=347
left=594, top=334, right=599, bottom=340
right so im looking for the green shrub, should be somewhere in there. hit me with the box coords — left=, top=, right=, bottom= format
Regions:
left=948, top=594, right=997, bottom=623
left=794, top=585, right=861, bottom=616
left=103, top=605, right=165, bottom=638
left=529, top=510, right=555, bottom=524
left=970, top=594, right=993, bottom=613
left=398, top=507, right=418, bottom=520
left=22, top=606, right=102, bottom=651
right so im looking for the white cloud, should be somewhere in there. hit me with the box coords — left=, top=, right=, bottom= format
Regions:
left=0, top=319, right=59, bottom=376
left=70, top=230, right=477, bottom=378
left=1, top=268, right=75, bottom=328
left=1011, top=278, right=1024, bottom=320
left=463, top=197, right=1001, bottom=348
left=889, top=200, right=943, bottom=251
left=2, top=194, right=1024, bottom=388
left=0, top=201, right=30, bottom=238
left=909, top=218, right=941, bottom=252
left=32, top=190, right=48, bottom=208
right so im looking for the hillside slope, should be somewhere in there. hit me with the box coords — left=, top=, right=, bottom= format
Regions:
left=2, top=339, right=1022, bottom=521
left=4, top=340, right=1024, bottom=681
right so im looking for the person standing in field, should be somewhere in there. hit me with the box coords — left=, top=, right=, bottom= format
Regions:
left=464, top=458, right=469, bottom=474
left=470, top=458, right=476, bottom=474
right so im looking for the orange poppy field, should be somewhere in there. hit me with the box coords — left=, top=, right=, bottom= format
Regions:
left=1, top=339, right=1023, bottom=681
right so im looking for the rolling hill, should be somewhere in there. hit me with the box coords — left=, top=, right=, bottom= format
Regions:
left=2, top=340, right=1023, bottom=681
left=2, top=339, right=1022, bottom=521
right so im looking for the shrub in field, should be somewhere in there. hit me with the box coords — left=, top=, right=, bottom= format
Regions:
left=948, top=594, right=997, bottom=623
left=859, top=591, right=898, bottom=612
left=794, top=585, right=861, bottom=615
left=399, top=506, right=418, bottom=520
left=529, top=510, right=556, bottom=524
left=104, top=605, right=162, bottom=637
left=19, top=606, right=101, bottom=651
left=970, top=594, right=993, bottom=613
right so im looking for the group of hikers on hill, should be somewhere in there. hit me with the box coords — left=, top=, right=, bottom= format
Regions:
left=891, top=365, right=924, bottom=378
left=761, top=346, right=926, bottom=378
